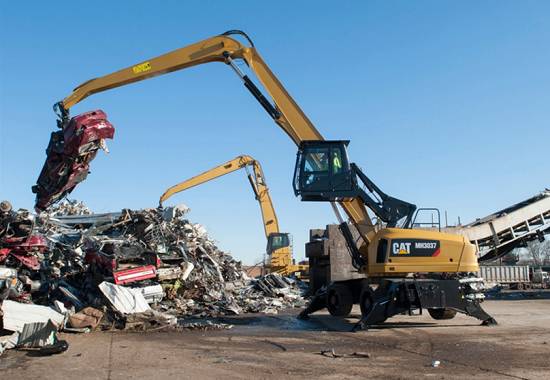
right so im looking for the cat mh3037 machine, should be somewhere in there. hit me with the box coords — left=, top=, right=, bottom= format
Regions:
left=159, top=155, right=307, bottom=277
left=45, top=30, right=495, bottom=328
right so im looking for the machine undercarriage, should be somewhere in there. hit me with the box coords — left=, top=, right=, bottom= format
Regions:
left=299, top=274, right=497, bottom=330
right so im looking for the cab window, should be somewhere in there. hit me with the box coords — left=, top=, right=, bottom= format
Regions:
left=268, top=234, right=290, bottom=253
left=302, top=147, right=329, bottom=187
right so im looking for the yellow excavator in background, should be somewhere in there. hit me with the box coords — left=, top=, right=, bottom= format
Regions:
left=159, top=155, right=307, bottom=276
left=50, top=30, right=496, bottom=328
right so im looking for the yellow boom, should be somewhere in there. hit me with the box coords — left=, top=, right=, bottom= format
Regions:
left=57, top=31, right=376, bottom=252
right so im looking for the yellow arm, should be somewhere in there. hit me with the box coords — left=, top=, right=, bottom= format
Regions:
left=159, top=154, right=301, bottom=275
left=57, top=30, right=375, bottom=245
left=159, top=155, right=280, bottom=239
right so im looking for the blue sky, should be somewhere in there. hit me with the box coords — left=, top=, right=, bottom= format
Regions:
left=1, top=1, right=548, bottom=264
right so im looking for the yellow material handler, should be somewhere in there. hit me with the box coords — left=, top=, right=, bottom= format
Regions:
left=52, top=30, right=496, bottom=328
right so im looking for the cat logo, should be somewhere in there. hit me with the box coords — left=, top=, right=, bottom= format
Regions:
left=390, top=239, right=441, bottom=257
left=392, top=242, right=411, bottom=255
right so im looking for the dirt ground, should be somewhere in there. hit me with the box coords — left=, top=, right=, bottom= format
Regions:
left=1, top=298, right=550, bottom=379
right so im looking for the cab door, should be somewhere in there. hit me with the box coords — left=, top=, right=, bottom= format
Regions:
left=300, top=145, right=331, bottom=193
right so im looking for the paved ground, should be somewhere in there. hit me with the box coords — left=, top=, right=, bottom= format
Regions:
left=1, top=299, right=550, bottom=379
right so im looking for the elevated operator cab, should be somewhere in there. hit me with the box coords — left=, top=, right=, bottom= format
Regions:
left=293, top=140, right=358, bottom=201
left=293, top=140, right=417, bottom=228
left=266, top=232, right=291, bottom=255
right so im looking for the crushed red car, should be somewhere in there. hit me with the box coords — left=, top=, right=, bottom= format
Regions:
left=32, top=110, right=115, bottom=211
left=0, top=205, right=46, bottom=300
left=0, top=235, right=47, bottom=272
left=0, top=204, right=46, bottom=272
left=84, top=241, right=161, bottom=285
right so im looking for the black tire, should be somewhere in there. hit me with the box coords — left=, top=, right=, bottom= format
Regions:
left=326, top=283, right=353, bottom=317
left=359, top=286, right=387, bottom=324
left=428, top=308, right=457, bottom=320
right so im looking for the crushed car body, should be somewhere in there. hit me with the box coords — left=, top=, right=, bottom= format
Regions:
left=32, top=110, right=115, bottom=211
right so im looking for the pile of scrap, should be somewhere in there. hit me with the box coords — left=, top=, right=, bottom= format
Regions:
left=0, top=200, right=305, bottom=356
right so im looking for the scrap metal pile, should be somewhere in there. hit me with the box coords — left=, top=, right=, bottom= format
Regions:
left=0, top=200, right=305, bottom=355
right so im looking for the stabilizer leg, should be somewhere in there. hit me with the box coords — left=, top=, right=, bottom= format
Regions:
left=353, top=297, right=392, bottom=331
left=464, top=301, right=498, bottom=325
left=415, top=278, right=498, bottom=326
left=297, top=288, right=327, bottom=320
left=354, top=278, right=498, bottom=330
left=353, top=281, right=406, bottom=331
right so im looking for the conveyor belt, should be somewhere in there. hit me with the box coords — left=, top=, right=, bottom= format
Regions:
left=444, top=190, right=550, bottom=262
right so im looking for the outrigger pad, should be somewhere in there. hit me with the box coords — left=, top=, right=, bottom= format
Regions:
left=482, top=317, right=498, bottom=326
left=464, top=302, right=498, bottom=326
left=32, top=110, right=115, bottom=211
left=297, top=287, right=328, bottom=320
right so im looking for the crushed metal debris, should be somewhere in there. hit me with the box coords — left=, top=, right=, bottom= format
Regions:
left=0, top=200, right=306, bottom=356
